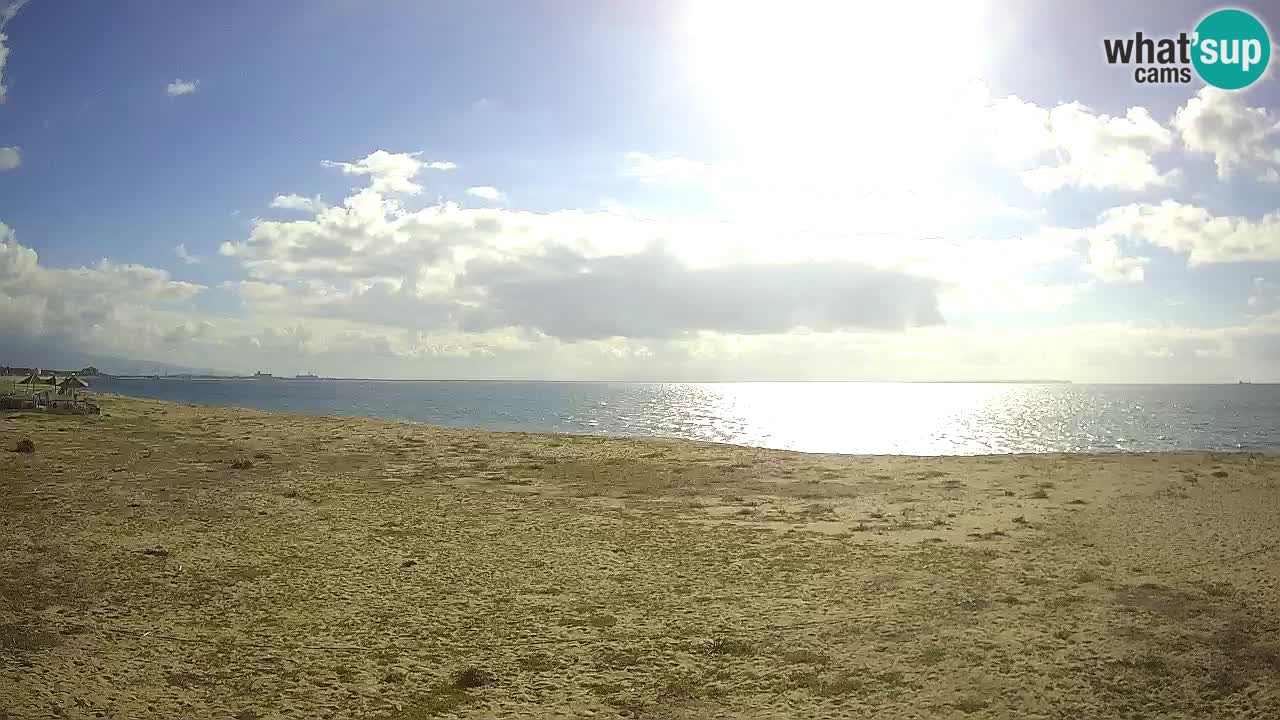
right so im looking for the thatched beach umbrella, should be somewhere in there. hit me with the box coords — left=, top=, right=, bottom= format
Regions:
left=58, top=375, right=89, bottom=399
left=17, top=371, right=55, bottom=402
left=41, top=374, right=57, bottom=399
left=17, top=371, right=42, bottom=395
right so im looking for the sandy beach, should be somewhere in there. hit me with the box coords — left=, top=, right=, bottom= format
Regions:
left=2, top=394, right=1279, bottom=719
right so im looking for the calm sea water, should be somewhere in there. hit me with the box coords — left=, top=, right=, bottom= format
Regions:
left=85, top=379, right=1280, bottom=455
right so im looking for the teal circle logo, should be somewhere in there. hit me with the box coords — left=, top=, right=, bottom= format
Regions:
left=1192, top=9, right=1271, bottom=89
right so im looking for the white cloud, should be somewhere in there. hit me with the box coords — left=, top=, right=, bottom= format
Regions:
left=1043, top=200, right=1280, bottom=282
left=1011, top=222, right=1148, bottom=286
left=684, top=86, right=1180, bottom=215
left=1, top=222, right=214, bottom=363
left=270, top=193, right=324, bottom=212
left=624, top=152, right=715, bottom=183
left=320, top=150, right=453, bottom=195
left=174, top=243, right=200, bottom=265
left=1085, top=234, right=1145, bottom=284
left=9, top=126, right=1273, bottom=380
left=0, top=144, right=18, bottom=170
left=1, top=228, right=204, bottom=307
left=220, top=154, right=950, bottom=340
left=0, top=33, right=10, bottom=104
left=165, top=78, right=198, bottom=97
left=466, top=186, right=505, bottom=202
left=1093, top=200, right=1280, bottom=265
left=220, top=200, right=946, bottom=339
left=0, top=0, right=30, bottom=29
left=223, top=147, right=1092, bottom=338
left=0, top=2, right=29, bottom=101
left=987, top=98, right=1175, bottom=192
left=8, top=209, right=1280, bottom=382
left=221, top=188, right=436, bottom=278
left=1173, top=87, right=1280, bottom=182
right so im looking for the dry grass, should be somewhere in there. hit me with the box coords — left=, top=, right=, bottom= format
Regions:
left=780, top=649, right=830, bottom=665
left=707, top=637, right=757, bottom=657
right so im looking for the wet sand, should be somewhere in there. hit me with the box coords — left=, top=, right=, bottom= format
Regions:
left=2, top=394, right=1279, bottom=719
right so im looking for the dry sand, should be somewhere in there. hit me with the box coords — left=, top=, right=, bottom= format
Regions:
left=2, top=394, right=1279, bottom=719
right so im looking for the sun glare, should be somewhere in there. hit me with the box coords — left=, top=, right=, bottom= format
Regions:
left=684, top=0, right=989, bottom=184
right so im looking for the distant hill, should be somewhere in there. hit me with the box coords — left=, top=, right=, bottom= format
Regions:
left=1, top=348, right=230, bottom=378
left=89, top=356, right=231, bottom=377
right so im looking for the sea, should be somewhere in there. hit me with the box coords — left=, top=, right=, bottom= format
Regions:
left=84, top=378, right=1280, bottom=456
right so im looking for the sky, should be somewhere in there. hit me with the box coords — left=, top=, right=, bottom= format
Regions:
left=3, top=0, right=1280, bottom=381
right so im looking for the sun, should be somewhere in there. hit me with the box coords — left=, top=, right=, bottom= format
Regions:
left=683, top=0, right=990, bottom=186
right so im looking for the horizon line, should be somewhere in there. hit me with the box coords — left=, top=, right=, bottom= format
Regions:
left=93, top=376, right=1279, bottom=385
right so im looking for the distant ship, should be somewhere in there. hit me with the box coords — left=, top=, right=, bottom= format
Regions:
left=295, top=372, right=320, bottom=380
left=252, top=371, right=274, bottom=379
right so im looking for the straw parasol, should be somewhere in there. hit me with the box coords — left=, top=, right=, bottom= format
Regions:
left=58, top=375, right=89, bottom=398
left=17, top=371, right=43, bottom=395
left=16, top=370, right=55, bottom=402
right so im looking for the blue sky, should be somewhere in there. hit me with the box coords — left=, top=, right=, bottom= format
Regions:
left=3, top=0, right=1280, bottom=380
left=3, top=1, right=709, bottom=266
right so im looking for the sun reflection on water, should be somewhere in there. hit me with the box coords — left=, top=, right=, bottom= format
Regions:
left=93, top=378, right=1280, bottom=455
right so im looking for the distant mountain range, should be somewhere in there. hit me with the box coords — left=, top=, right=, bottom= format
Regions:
left=2, top=349, right=230, bottom=378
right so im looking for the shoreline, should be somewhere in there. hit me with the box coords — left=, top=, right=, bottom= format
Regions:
left=73, top=388, right=1280, bottom=458
left=3, top=394, right=1279, bottom=718
left=85, top=392, right=1280, bottom=459
left=96, top=377, right=1081, bottom=384
left=85, top=375, right=1280, bottom=385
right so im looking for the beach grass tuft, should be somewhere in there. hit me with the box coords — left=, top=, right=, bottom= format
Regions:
left=1073, top=569, right=1102, bottom=583
left=707, top=636, right=757, bottom=657
left=781, top=649, right=830, bottom=665
left=954, top=696, right=990, bottom=713
left=385, top=689, right=470, bottom=719
left=517, top=652, right=560, bottom=672
left=451, top=666, right=497, bottom=689
left=918, top=647, right=946, bottom=665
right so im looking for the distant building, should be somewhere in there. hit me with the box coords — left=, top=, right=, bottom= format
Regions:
left=253, top=371, right=274, bottom=379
